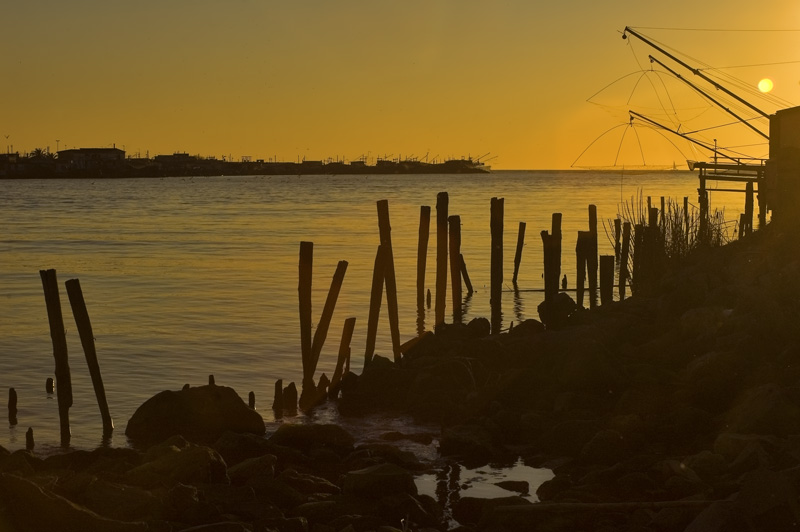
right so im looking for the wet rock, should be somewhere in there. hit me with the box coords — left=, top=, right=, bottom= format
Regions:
left=508, top=318, right=545, bottom=337
left=377, top=493, right=442, bottom=528
left=466, top=317, right=491, bottom=338
left=537, top=292, right=577, bottom=325
left=723, top=384, right=800, bottom=436
left=257, top=516, right=309, bottom=532
left=125, top=384, right=265, bottom=444
left=736, top=468, right=800, bottom=524
left=0, top=449, right=41, bottom=476
left=494, top=480, right=529, bottom=494
left=580, top=429, right=626, bottom=465
left=213, top=431, right=273, bottom=467
left=342, top=463, right=417, bottom=498
left=684, top=450, right=727, bottom=480
left=279, top=468, right=340, bottom=496
left=125, top=436, right=228, bottom=488
left=536, top=475, right=572, bottom=502
left=346, top=443, right=423, bottom=472
left=83, top=479, right=161, bottom=522
left=537, top=419, right=600, bottom=457
left=268, top=423, right=355, bottom=457
left=683, top=500, right=738, bottom=532
left=0, top=473, right=150, bottom=532
left=452, top=495, right=530, bottom=526
left=227, top=454, right=276, bottom=485
left=439, top=425, right=494, bottom=463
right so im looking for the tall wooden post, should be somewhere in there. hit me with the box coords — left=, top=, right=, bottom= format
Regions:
left=40, top=269, right=72, bottom=447
left=490, top=197, right=504, bottom=334
left=365, top=245, right=385, bottom=366
left=588, top=205, right=598, bottom=309
left=576, top=231, right=589, bottom=308
left=632, top=224, right=644, bottom=294
left=620, top=222, right=632, bottom=300
left=299, top=242, right=313, bottom=385
left=698, top=176, right=708, bottom=243
left=550, top=213, right=562, bottom=298
left=417, top=206, right=431, bottom=310
left=512, top=221, right=526, bottom=284
left=745, top=181, right=754, bottom=237
left=683, top=196, right=690, bottom=249
left=435, top=192, right=449, bottom=328
left=377, top=200, right=401, bottom=361
left=614, top=218, right=621, bottom=260
left=448, top=215, right=463, bottom=324
left=600, top=255, right=615, bottom=305
left=65, top=278, right=113, bottom=436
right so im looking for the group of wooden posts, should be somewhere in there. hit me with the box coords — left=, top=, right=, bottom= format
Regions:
left=8, top=269, right=114, bottom=448
left=273, top=193, right=681, bottom=415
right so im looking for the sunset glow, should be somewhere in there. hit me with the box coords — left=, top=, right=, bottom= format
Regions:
left=759, top=78, right=775, bottom=92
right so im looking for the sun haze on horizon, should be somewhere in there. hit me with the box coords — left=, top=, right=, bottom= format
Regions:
left=3, top=1, right=800, bottom=170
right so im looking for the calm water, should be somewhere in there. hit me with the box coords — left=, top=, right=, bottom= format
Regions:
left=0, top=170, right=748, bottom=452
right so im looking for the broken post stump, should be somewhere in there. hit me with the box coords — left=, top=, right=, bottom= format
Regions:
left=8, top=388, right=17, bottom=426
left=460, top=254, right=474, bottom=295
left=249, top=391, right=255, bottom=409
left=65, top=278, right=113, bottom=436
left=330, top=317, right=356, bottom=398
left=600, top=255, right=615, bottom=305
left=46, top=378, right=54, bottom=394
left=39, top=268, right=72, bottom=447
left=26, top=428, right=34, bottom=451
left=272, top=379, right=283, bottom=414
left=282, top=382, right=298, bottom=415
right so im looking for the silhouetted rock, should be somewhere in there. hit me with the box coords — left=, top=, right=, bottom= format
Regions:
left=125, top=435, right=228, bottom=488
left=439, top=424, right=494, bottom=463
left=341, top=463, right=417, bottom=498
left=267, top=423, right=355, bottom=457
left=125, top=384, right=265, bottom=445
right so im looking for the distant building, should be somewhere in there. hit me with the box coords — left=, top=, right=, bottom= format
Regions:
left=58, top=148, right=125, bottom=170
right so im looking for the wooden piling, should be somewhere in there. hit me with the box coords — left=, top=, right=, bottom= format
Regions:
left=435, top=192, right=449, bottom=328
left=512, top=221, right=526, bottom=284
left=272, top=379, right=283, bottom=413
left=65, top=278, right=113, bottom=436
left=575, top=231, right=589, bottom=308
left=739, top=213, right=747, bottom=239
left=298, top=241, right=313, bottom=385
left=600, top=255, right=615, bottom=305
left=620, top=222, right=632, bottom=300
left=684, top=197, right=690, bottom=249
left=588, top=205, right=598, bottom=309
left=365, top=245, right=385, bottom=367
left=377, top=200, right=401, bottom=361
left=660, top=196, right=665, bottom=236
left=26, top=428, right=34, bottom=451
left=417, top=206, right=431, bottom=310
left=698, top=177, right=708, bottom=243
left=448, top=215, right=463, bottom=324
left=282, top=382, right=297, bottom=414
left=632, top=224, right=644, bottom=294
left=307, top=260, right=348, bottom=391
left=614, top=218, right=621, bottom=260
left=46, top=378, right=54, bottom=394
left=490, top=197, right=504, bottom=334
left=745, top=181, right=754, bottom=237
left=8, top=388, right=17, bottom=425
left=459, top=254, right=474, bottom=295
left=208, top=374, right=215, bottom=386
left=248, top=391, right=255, bottom=409
left=426, top=289, right=431, bottom=309
left=330, top=317, right=356, bottom=398
left=39, top=269, right=72, bottom=447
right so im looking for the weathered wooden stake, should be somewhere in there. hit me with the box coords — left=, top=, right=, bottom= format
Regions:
left=65, top=278, right=113, bottom=436
left=248, top=391, right=256, bottom=409
left=272, top=379, right=283, bottom=413
left=330, top=317, right=356, bottom=398
left=426, top=289, right=431, bottom=309
left=46, top=378, right=54, bottom=394
left=698, top=176, right=708, bottom=243
left=512, top=221, right=526, bottom=284
left=660, top=196, right=666, bottom=236
left=298, top=241, right=313, bottom=385
left=417, top=205, right=431, bottom=310
left=448, top=215, right=463, bottom=324
left=39, top=269, right=72, bottom=447
left=459, top=254, right=474, bottom=295
left=26, top=428, right=34, bottom=451
left=684, top=197, right=690, bottom=249
left=745, top=181, right=754, bottom=237
left=307, top=260, right=348, bottom=391
left=208, top=374, right=215, bottom=386
left=614, top=218, right=621, bottom=260
left=620, top=222, right=632, bottom=300
left=600, top=255, right=615, bottom=305
left=282, top=382, right=297, bottom=414
left=435, top=192, right=449, bottom=328
left=739, top=213, right=747, bottom=239
left=365, top=245, right=385, bottom=367
left=377, top=200, right=401, bottom=361
left=575, top=231, right=589, bottom=308
left=588, top=205, right=598, bottom=309
left=8, top=388, right=17, bottom=425
left=632, top=224, right=644, bottom=294
left=490, top=197, right=504, bottom=334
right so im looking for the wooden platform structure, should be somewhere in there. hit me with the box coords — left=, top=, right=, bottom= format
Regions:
left=693, top=161, right=766, bottom=238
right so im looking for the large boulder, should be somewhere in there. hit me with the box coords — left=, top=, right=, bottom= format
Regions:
left=126, top=384, right=265, bottom=444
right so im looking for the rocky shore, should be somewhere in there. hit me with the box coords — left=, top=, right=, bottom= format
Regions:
left=2, top=222, right=800, bottom=531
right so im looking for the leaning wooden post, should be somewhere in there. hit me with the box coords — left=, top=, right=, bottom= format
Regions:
left=330, top=317, right=356, bottom=398
left=600, top=255, right=615, bottom=305
left=298, top=242, right=313, bottom=386
left=448, top=215, right=463, bottom=324
left=305, top=260, right=348, bottom=404
left=417, top=206, right=431, bottom=310
left=365, top=245, right=385, bottom=367
left=460, top=254, right=474, bottom=295
left=39, top=269, right=72, bottom=447
left=588, top=205, right=598, bottom=309
left=435, top=192, right=449, bottom=328
left=377, top=200, right=401, bottom=361
left=512, top=221, right=526, bottom=284
left=65, top=278, right=113, bottom=436
left=619, top=222, right=632, bottom=300
left=490, top=197, right=504, bottom=334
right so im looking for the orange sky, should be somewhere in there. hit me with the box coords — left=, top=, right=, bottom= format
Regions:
left=4, top=1, right=800, bottom=169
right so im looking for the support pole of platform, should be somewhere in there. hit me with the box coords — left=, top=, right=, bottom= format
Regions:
left=745, top=181, right=754, bottom=237
left=299, top=242, right=313, bottom=386
left=490, top=197, right=504, bottom=334
left=588, top=205, right=598, bottom=309
left=614, top=218, right=621, bottom=260
left=377, top=200, right=401, bottom=361
left=417, top=206, right=430, bottom=310
left=512, top=221, right=526, bottom=284
left=576, top=231, right=589, bottom=308
left=699, top=176, right=708, bottom=244
left=620, top=222, right=631, bottom=300
left=40, top=268, right=72, bottom=447
left=365, top=245, right=385, bottom=367
left=65, top=278, right=113, bottom=437
left=435, top=192, right=448, bottom=328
